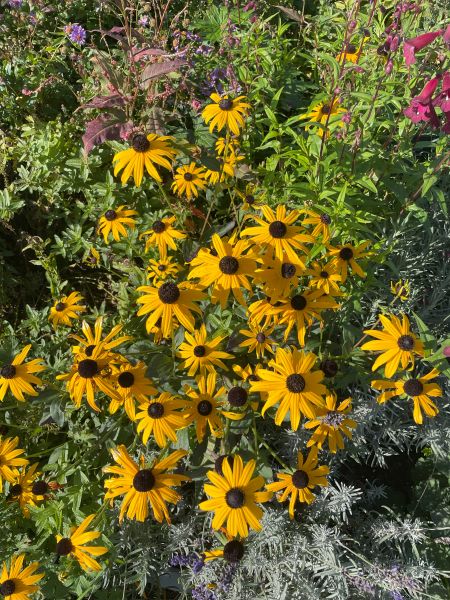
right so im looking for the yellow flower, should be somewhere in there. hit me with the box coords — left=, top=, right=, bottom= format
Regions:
left=141, top=216, right=186, bottom=258
left=254, top=253, right=305, bottom=299
left=361, top=313, right=424, bottom=378
left=235, top=182, right=265, bottom=211
left=0, top=345, right=46, bottom=403
left=265, top=448, right=329, bottom=519
left=390, top=279, right=410, bottom=302
left=305, top=392, right=356, bottom=453
left=104, top=445, right=190, bottom=523
left=202, top=94, right=250, bottom=136
left=241, top=205, right=314, bottom=264
left=0, top=554, right=43, bottom=599
left=298, top=98, right=346, bottom=137
left=0, top=437, right=28, bottom=493
left=177, top=324, right=233, bottom=376
left=204, top=153, right=241, bottom=185
left=188, top=234, right=257, bottom=308
left=113, top=132, right=177, bottom=186
left=49, top=291, right=86, bottom=328
left=97, top=205, right=138, bottom=244
left=327, top=241, right=370, bottom=283
left=336, top=38, right=368, bottom=64
left=83, top=246, right=101, bottom=268
left=199, top=455, right=272, bottom=537
left=371, top=369, right=442, bottom=424
left=247, top=297, right=283, bottom=329
left=8, top=463, right=44, bottom=517
left=183, top=371, right=228, bottom=442
left=147, top=257, right=182, bottom=282
left=215, top=136, right=240, bottom=156
left=171, top=162, right=207, bottom=199
left=135, top=392, right=188, bottom=448
left=249, top=347, right=327, bottom=430
left=70, top=317, right=132, bottom=357
left=204, top=539, right=246, bottom=563
left=109, top=361, right=157, bottom=421
left=301, top=210, right=332, bottom=243
left=56, top=346, right=119, bottom=412
left=56, top=514, right=108, bottom=572
left=278, top=289, right=340, bottom=347
left=238, top=323, right=275, bottom=358
left=306, top=261, right=342, bottom=296
left=232, top=363, right=268, bottom=403
left=136, top=280, right=205, bottom=339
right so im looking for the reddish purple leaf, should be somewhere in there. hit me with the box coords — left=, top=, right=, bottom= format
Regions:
left=81, top=94, right=129, bottom=109
left=141, top=59, right=186, bottom=88
left=132, top=48, right=166, bottom=62
left=82, top=115, right=133, bottom=154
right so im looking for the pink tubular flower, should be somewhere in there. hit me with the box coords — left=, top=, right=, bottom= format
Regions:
left=403, top=30, right=443, bottom=66
left=433, top=71, right=450, bottom=112
left=443, top=24, right=450, bottom=47
left=404, top=76, right=442, bottom=128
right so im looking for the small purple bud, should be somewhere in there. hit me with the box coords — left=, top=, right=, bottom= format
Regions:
left=385, top=60, right=393, bottom=74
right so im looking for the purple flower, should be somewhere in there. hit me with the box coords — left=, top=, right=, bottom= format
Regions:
left=404, top=77, right=441, bottom=127
left=403, top=30, right=443, bottom=66
left=8, top=0, right=23, bottom=8
left=192, top=585, right=217, bottom=600
left=66, top=24, right=87, bottom=45
left=391, top=593, right=404, bottom=600
left=138, top=16, right=149, bottom=27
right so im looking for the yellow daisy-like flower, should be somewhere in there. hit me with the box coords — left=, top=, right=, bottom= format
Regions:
left=141, top=216, right=186, bottom=258
left=298, top=98, right=346, bottom=137
left=204, top=539, right=246, bottom=563
left=177, top=324, right=233, bottom=376
left=304, top=392, right=356, bottom=453
left=371, top=369, right=442, bottom=424
left=188, top=234, right=257, bottom=308
left=306, top=261, right=342, bottom=296
left=241, top=205, right=314, bottom=264
left=265, top=447, right=329, bottom=519
left=247, top=297, right=283, bottom=329
left=0, top=554, right=43, bottom=600
left=249, top=347, right=327, bottom=430
left=254, top=253, right=306, bottom=299
left=327, top=241, right=370, bottom=283
left=390, top=279, right=410, bottom=302
left=109, top=361, right=157, bottom=421
left=171, top=162, right=207, bottom=199
left=97, top=205, right=138, bottom=244
left=301, top=210, right=332, bottom=243
left=202, top=94, right=250, bottom=136
left=83, top=246, right=101, bottom=268
left=0, top=345, right=46, bottom=403
left=103, top=445, right=190, bottom=523
left=184, top=371, right=239, bottom=442
left=70, top=317, right=132, bottom=357
left=56, top=514, right=108, bottom=572
left=136, top=280, right=205, bottom=339
left=278, top=289, right=340, bottom=347
left=336, top=38, right=369, bottom=64
left=238, top=323, right=275, bottom=359
left=0, top=437, right=28, bottom=493
left=135, top=392, right=188, bottom=448
left=204, top=153, right=241, bottom=185
left=56, top=346, right=119, bottom=412
left=49, top=291, right=86, bottom=328
left=113, top=132, right=177, bottom=186
left=147, top=257, right=182, bottom=282
left=235, top=182, right=265, bottom=211
left=199, top=454, right=272, bottom=537
left=215, top=136, right=240, bottom=156
left=361, top=313, right=424, bottom=378
left=8, top=463, right=44, bottom=517
left=233, top=363, right=268, bottom=403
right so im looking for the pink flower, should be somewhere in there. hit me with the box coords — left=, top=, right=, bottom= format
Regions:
left=403, top=30, right=443, bottom=66
left=404, top=100, right=439, bottom=127
left=21, top=88, right=32, bottom=95
left=443, top=24, right=450, bottom=47
left=415, top=76, right=441, bottom=103
left=433, top=71, right=450, bottom=112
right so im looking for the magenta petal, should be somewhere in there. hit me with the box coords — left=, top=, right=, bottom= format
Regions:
left=403, top=41, right=416, bottom=66
left=443, top=24, right=450, bottom=46
left=403, top=30, right=443, bottom=66
left=416, top=77, right=441, bottom=104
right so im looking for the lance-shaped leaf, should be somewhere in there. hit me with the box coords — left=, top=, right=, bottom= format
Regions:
left=82, top=114, right=133, bottom=154
left=141, top=59, right=186, bottom=89
left=80, top=94, right=130, bottom=110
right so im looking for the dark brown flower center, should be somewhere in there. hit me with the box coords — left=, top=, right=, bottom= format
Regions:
left=219, top=256, right=239, bottom=275
left=292, top=469, right=309, bottom=488
left=148, top=402, right=165, bottom=419
left=291, top=294, right=307, bottom=310
left=346, top=43, right=357, bottom=53
left=183, top=172, right=194, bottom=181
left=321, top=104, right=331, bottom=115
left=133, top=469, right=155, bottom=492
left=132, top=133, right=151, bottom=153
left=215, top=454, right=234, bottom=477
left=158, top=264, right=166, bottom=271
left=397, top=335, right=414, bottom=351
left=77, top=359, right=98, bottom=379
left=248, top=374, right=259, bottom=382
left=55, top=302, right=66, bottom=311
left=320, top=270, right=329, bottom=279
left=56, top=537, right=73, bottom=556
left=228, top=386, right=248, bottom=407
left=10, top=484, right=22, bottom=496
left=403, top=379, right=423, bottom=397
left=268, top=220, right=287, bottom=238
left=1, top=364, right=16, bottom=379
left=225, top=487, right=245, bottom=508
left=152, top=220, right=166, bottom=233
left=320, top=213, right=331, bottom=224
left=256, top=332, right=266, bottom=343
left=339, top=247, right=353, bottom=261
left=245, top=194, right=255, bottom=204
left=193, top=345, right=206, bottom=357
left=32, top=480, right=49, bottom=495
left=281, top=262, right=296, bottom=279
left=286, top=374, right=306, bottom=393
left=85, top=344, right=96, bottom=357
left=158, top=282, right=180, bottom=304
left=320, top=359, right=338, bottom=378
left=197, top=400, right=213, bottom=416
left=219, top=98, right=233, bottom=110
left=104, top=209, right=117, bottom=221
left=0, top=580, right=16, bottom=596
left=118, top=371, right=135, bottom=388
left=223, top=540, right=245, bottom=562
